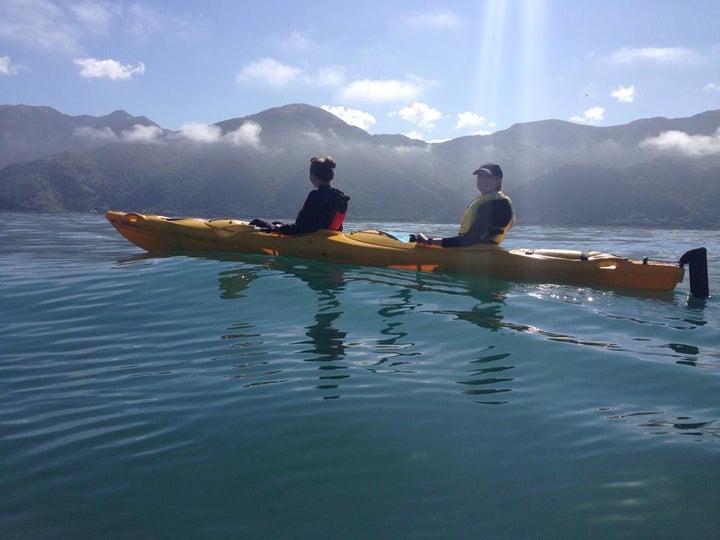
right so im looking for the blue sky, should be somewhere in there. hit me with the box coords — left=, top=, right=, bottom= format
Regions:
left=1, top=0, right=719, bottom=143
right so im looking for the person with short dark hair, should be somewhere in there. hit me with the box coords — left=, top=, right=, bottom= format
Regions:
left=250, top=156, right=350, bottom=235
left=415, top=162, right=514, bottom=246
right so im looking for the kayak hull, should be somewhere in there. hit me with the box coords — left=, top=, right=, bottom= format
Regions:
left=105, top=211, right=685, bottom=292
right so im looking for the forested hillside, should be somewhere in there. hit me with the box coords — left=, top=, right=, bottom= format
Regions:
left=1, top=104, right=719, bottom=227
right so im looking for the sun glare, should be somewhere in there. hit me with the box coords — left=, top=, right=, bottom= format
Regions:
left=473, top=1, right=547, bottom=127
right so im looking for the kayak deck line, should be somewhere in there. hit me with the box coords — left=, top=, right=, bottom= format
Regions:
left=105, top=211, right=709, bottom=297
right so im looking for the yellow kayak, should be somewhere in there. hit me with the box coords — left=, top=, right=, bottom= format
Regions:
left=105, top=211, right=701, bottom=293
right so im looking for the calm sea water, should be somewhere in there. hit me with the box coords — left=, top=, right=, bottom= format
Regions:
left=2, top=212, right=719, bottom=539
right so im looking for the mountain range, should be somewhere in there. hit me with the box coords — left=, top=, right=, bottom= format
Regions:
left=1, top=103, right=719, bottom=227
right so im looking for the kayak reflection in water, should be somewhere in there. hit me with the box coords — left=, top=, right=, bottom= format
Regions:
left=217, top=258, right=348, bottom=399
left=413, top=161, right=514, bottom=247
left=250, top=156, right=350, bottom=235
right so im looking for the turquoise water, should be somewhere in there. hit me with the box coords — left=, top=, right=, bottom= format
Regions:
left=1, top=213, right=719, bottom=539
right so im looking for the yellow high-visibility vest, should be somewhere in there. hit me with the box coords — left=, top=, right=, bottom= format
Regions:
left=458, top=191, right=514, bottom=244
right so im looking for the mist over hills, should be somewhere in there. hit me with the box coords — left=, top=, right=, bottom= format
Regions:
left=0, top=105, right=161, bottom=169
left=1, top=103, right=719, bottom=227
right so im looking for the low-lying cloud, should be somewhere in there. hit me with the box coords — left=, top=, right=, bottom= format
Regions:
left=73, top=126, right=119, bottom=142
left=177, top=122, right=262, bottom=147
left=177, top=123, right=222, bottom=143
left=73, top=121, right=263, bottom=148
left=225, top=122, right=262, bottom=147
left=120, top=124, right=164, bottom=143
left=73, top=124, right=162, bottom=144
left=641, top=128, right=720, bottom=156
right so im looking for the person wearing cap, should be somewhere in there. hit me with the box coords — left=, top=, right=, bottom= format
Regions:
left=415, top=162, right=514, bottom=246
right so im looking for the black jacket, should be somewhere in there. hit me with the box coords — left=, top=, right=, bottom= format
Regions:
left=278, top=185, right=350, bottom=235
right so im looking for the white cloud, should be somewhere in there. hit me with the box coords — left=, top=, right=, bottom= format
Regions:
left=640, top=128, right=720, bottom=156
left=607, top=46, right=703, bottom=65
left=73, top=126, right=118, bottom=142
left=178, top=122, right=222, bottom=143
left=340, top=78, right=424, bottom=103
left=71, top=1, right=114, bottom=33
left=127, top=3, right=163, bottom=40
left=321, top=105, right=376, bottom=130
left=272, top=31, right=316, bottom=53
left=394, top=102, right=443, bottom=128
left=0, top=55, right=19, bottom=75
left=571, top=106, right=605, bottom=124
left=74, top=58, right=145, bottom=80
left=307, top=66, right=346, bottom=87
left=0, top=1, right=191, bottom=55
left=0, top=0, right=81, bottom=53
left=611, top=85, right=635, bottom=103
left=121, top=3, right=194, bottom=41
left=175, top=121, right=262, bottom=148
left=236, top=58, right=302, bottom=88
left=299, top=130, right=324, bottom=144
left=226, top=122, right=262, bottom=148
left=704, top=83, right=720, bottom=92
left=121, top=124, right=163, bottom=144
left=393, top=143, right=433, bottom=154
left=408, top=11, right=463, bottom=29
left=403, top=130, right=425, bottom=141
left=76, top=120, right=261, bottom=148
left=455, top=111, right=493, bottom=130
left=235, top=58, right=344, bottom=90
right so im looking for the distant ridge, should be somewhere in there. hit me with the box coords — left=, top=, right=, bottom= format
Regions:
left=0, top=104, right=161, bottom=168
left=1, top=103, right=719, bottom=227
left=216, top=103, right=373, bottom=145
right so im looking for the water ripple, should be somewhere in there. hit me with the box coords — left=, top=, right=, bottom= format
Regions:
left=2, top=213, right=719, bottom=539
